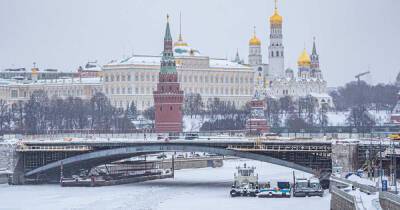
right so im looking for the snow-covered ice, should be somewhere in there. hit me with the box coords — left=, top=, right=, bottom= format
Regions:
left=0, top=159, right=330, bottom=210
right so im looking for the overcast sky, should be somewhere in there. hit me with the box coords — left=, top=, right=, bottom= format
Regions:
left=0, top=0, right=399, bottom=87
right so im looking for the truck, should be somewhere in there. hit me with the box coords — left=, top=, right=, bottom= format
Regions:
left=230, top=164, right=259, bottom=197
left=293, top=178, right=309, bottom=197
left=293, top=177, right=324, bottom=197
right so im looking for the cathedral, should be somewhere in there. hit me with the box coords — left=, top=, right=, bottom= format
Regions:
left=248, top=1, right=332, bottom=108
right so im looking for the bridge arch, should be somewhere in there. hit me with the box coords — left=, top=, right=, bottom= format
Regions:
left=25, top=144, right=315, bottom=177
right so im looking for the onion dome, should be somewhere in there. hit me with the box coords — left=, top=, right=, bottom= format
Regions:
left=297, top=49, right=311, bottom=67
left=249, top=26, right=261, bottom=46
left=270, top=0, right=283, bottom=25
left=31, top=67, right=38, bottom=75
left=249, top=35, right=261, bottom=46
left=270, top=8, right=282, bottom=25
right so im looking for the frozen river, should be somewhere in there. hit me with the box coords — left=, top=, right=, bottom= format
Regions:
left=0, top=159, right=330, bottom=210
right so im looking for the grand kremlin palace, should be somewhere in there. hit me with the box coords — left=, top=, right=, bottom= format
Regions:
left=102, top=41, right=254, bottom=111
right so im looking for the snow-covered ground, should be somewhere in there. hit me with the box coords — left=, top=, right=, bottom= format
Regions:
left=327, top=110, right=391, bottom=126
left=0, top=159, right=330, bottom=210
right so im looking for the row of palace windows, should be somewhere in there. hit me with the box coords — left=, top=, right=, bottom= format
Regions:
left=104, top=72, right=253, bottom=84
left=179, top=75, right=253, bottom=84
left=105, top=85, right=251, bottom=96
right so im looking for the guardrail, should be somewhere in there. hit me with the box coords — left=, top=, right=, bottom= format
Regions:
left=379, top=191, right=400, bottom=210
left=330, top=185, right=358, bottom=210
left=330, top=176, right=378, bottom=195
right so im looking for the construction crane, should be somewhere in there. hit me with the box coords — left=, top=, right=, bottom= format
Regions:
left=355, top=71, right=370, bottom=83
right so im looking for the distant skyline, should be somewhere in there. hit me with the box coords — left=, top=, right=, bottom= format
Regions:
left=0, top=0, right=399, bottom=87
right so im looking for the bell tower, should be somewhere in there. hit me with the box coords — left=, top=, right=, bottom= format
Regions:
left=268, top=0, right=285, bottom=78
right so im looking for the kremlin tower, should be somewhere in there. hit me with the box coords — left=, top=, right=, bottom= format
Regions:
left=310, top=37, right=323, bottom=79
left=268, top=0, right=285, bottom=78
left=153, top=15, right=184, bottom=133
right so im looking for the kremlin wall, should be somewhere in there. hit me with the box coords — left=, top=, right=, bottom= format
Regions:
left=0, top=0, right=332, bottom=113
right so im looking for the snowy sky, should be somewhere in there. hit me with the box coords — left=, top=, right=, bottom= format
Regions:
left=0, top=0, right=399, bottom=87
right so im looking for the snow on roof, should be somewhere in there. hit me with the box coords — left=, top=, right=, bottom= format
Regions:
left=106, top=55, right=250, bottom=70
left=110, top=55, right=161, bottom=66
left=0, top=77, right=102, bottom=86
left=209, top=58, right=250, bottom=69
left=309, top=92, right=332, bottom=98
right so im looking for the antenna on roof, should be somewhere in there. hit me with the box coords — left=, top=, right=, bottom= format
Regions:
left=179, top=12, right=182, bottom=41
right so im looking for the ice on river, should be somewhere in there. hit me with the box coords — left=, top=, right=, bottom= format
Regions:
left=0, top=159, right=330, bottom=210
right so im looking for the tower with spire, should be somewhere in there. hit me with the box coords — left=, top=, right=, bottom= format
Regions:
left=153, top=15, right=184, bottom=133
left=310, top=37, right=322, bottom=79
left=268, top=0, right=285, bottom=78
left=248, top=26, right=262, bottom=66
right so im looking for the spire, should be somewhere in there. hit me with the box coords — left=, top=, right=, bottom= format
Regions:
left=164, top=14, right=172, bottom=41
left=275, top=0, right=277, bottom=10
left=234, top=49, right=242, bottom=64
left=312, top=36, right=317, bottom=55
left=161, top=14, right=176, bottom=73
left=178, top=12, right=182, bottom=41
left=174, top=12, right=188, bottom=47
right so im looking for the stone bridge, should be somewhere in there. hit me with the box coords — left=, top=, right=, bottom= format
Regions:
left=10, top=138, right=333, bottom=184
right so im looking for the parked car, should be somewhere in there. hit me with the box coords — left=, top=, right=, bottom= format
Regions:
left=184, top=133, right=199, bottom=140
left=308, top=178, right=324, bottom=197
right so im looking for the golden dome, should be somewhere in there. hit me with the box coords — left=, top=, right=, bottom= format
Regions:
left=270, top=9, right=282, bottom=24
left=249, top=26, right=261, bottom=46
left=297, top=49, right=311, bottom=66
left=31, top=67, right=38, bottom=75
left=249, top=35, right=261, bottom=46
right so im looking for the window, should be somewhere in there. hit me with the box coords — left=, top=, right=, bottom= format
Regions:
left=11, top=90, right=18, bottom=98
left=127, top=74, right=131, bottom=81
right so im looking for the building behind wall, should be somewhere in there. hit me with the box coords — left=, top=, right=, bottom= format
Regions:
left=0, top=76, right=102, bottom=105
left=247, top=0, right=332, bottom=108
left=103, top=19, right=254, bottom=112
